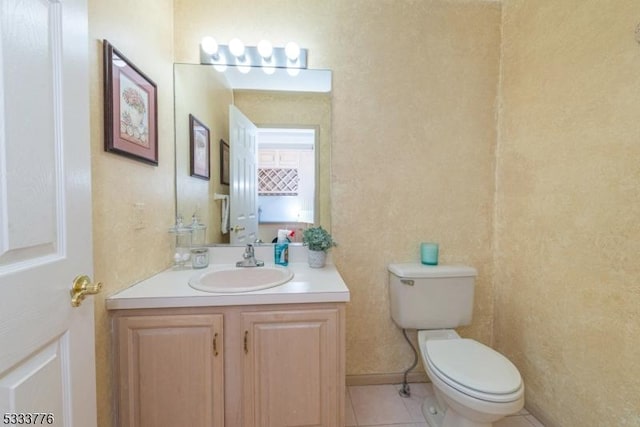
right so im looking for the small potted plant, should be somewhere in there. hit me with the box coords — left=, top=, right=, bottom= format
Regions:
left=302, top=226, right=336, bottom=268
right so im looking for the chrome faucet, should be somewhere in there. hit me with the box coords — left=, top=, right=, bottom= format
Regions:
left=236, top=243, right=264, bottom=267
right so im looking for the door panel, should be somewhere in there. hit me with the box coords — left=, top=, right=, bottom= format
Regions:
left=0, top=337, right=70, bottom=424
left=0, top=0, right=95, bottom=425
left=229, top=105, right=258, bottom=244
left=0, top=0, right=61, bottom=268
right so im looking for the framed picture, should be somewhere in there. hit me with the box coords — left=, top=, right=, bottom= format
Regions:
left=220, top=139, right=230, bottom=185
left=189, top=114, right=210, bottom=180
left=103, top=40, right=158, bottom=165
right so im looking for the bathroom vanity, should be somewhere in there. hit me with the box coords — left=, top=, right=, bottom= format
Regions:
left=106, top=246, right=349, bottom=427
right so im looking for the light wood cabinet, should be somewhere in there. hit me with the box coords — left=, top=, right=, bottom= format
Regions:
left=258, top=150, right=278, bottom=166
left=115, top=313, right=224, bottom=427
left=112, top=303, right=345, bottom=427
left=258, top=149, right=300, bottom=168
left=242, top=309, right=341, bottom=426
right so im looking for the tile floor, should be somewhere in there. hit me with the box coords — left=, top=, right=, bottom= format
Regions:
left=345, top=384, right=544, bottom=427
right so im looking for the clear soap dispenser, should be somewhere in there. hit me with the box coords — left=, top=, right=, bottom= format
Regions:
left=169, top=215, right=192, bottom=267
left=189, top=213, right=209, bottom=269
left=189, top=213, right=207, bottom=247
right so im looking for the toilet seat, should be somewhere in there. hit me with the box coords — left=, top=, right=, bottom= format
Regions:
left=424, top=338, right=523, bottom=403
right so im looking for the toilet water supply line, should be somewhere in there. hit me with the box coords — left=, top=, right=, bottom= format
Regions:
left=399, top=328, right=419, bottom=398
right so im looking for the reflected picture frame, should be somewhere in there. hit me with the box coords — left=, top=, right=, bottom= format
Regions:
left=189, top=114, right=210, bottom=180
left=103, top=40, right=158, bottom=165
left=220, top=139, right=230, bottom=185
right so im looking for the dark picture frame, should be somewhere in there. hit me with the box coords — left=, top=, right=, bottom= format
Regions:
left=189, top=114, right=211, bottom=180
left=103, top=40, right=158, bottom=165
left=220, top=139, right=230, bottom=185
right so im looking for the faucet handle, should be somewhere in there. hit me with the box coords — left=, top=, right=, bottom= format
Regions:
left=243, top=243, right=254, bottom=258
left=237, top=243, right=264, bottom=267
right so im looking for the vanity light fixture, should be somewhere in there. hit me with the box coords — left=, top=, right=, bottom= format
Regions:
left=257, top=40, right=273, bottom=61
left=228, top=38, right=246, bottom=59
left=200, top=37, right=308, bottom=71
left=284, top=41, right=301, bottom=62
left=287, top=67, right=301, bottom=77
left=262, top=65, right=276, bottom=75
left=201, top=36, right=219, bottom=58
left=257, top=40, right=275, bottom=74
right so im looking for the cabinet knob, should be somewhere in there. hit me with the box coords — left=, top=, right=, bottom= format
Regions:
left=244, top=330, right=249, bottom=354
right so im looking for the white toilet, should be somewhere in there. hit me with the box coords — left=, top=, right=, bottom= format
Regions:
left=388, top=263, right=524, bottom=427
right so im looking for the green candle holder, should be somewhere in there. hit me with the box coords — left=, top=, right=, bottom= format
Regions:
left=420, top=242, right=439, bottom=265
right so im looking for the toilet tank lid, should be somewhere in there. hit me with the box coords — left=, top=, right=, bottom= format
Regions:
left=388, top=263, right=477, bottom=278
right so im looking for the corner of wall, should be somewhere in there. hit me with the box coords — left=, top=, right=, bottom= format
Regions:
left=490, top=0, right=508, bottom=349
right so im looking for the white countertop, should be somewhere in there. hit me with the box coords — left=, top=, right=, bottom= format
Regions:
left=106, top=245, right=350, bottom=310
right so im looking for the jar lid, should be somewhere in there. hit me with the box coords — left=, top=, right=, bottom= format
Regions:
left=169, top=216, right=191, bottom=234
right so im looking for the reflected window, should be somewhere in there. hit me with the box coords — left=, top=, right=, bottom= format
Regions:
left=259, top=168, right=299, bottom=195
left=257, top=128, right=315, bottom=224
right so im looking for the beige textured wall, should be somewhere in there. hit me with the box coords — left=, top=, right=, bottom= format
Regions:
left=88, top=1, right=175, bottom=426
left=233, top=91, right=332, bottom=233
left=87, top=1, right=640, bottom=425
left=175, top=64, right=233, bottom=243
left=497, top=1, right=640, bottom=426
left=174, top=0, right=502, bottom=376
left=330, top=1, right=501, bottom=376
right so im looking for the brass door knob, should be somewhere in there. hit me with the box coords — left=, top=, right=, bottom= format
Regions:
left=70, top=275, right=102, bottom=307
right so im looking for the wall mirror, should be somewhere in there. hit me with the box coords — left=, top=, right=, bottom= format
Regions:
left=174, top=63, right=332, bottom=245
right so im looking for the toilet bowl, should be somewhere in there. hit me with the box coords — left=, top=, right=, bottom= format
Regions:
left=419, top=330, right=524, bottom=427
left=388, top=263, right=525, bottom=427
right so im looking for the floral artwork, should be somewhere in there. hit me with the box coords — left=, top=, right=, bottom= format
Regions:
left=193, top=128, right=208, bottom=171
left=119, top=74, right=149, bottom=147
left=189, top=114, right=210, bottom=180
left=103, top=40, right=158, bottom=165
left=220, top=139, right=230, bottom=185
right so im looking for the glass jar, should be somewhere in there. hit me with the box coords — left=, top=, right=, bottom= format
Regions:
left=169, top=216, right=192, bottom=267
left=189, top=214, right=207, bottom=247
left=190, top=247, right=209, bottom=269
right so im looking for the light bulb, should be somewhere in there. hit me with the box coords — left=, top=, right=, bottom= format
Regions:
left=201, top=37, right=218, bottom=56
left=285, top=42, right=300, bottom=62
left=213, top=52, right=228, bottom=71
left=262, top=65, right=276, bottom=75
left=257, top=40, right=273, bottom=60
left=229, top=38, right=245, bottom=58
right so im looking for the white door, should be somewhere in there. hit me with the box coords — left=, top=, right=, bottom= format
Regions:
left=229, top=105, right=258, bottom=244
left=0, top=0, right=97, bottom=426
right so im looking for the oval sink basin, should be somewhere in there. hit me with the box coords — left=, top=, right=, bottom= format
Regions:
left=189, top=266, right=294, bottom=293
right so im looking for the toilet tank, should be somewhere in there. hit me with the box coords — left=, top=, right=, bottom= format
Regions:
left=388, top=263, right=477, bottom=330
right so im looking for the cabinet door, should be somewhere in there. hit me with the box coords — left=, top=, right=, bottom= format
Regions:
left=117, top=314, right=224, bottom=427
left=242, top=309, right=341, bottom=427
left=277, top=150, right=300, bottom=167
left=258, top=149, right=278, bottom=167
